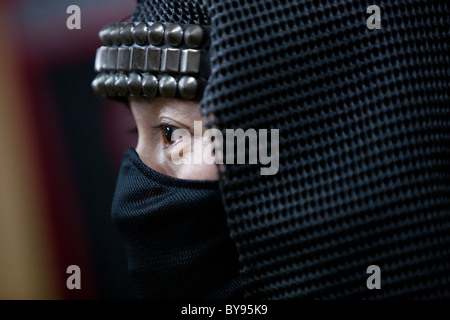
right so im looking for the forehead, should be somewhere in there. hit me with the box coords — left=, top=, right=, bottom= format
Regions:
left=128, top=97, right=201, bottom=118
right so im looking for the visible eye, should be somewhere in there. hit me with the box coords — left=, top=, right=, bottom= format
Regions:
left=161, top=125, right=179, bottom=146
left=152, top=121, right=189, bottom=148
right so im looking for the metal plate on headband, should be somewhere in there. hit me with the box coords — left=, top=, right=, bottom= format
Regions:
left=93, top=21, right=209, bottom=99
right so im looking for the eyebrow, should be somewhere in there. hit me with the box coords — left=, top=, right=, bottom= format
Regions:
left=128, top=97, right=201, bottom=121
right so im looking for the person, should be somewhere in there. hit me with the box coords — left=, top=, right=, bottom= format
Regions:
left=91, top=0, right=243, bottom=299
left=92, top=0, right=450, bottom=299
left=128, top=96, right=219, bottom=180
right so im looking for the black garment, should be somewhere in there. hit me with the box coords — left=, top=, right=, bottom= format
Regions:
left=120, top=0, right=450, bottom=299
left=200, top=0, right=450, bottom=298
left=111, top=148, right=242, bottom=299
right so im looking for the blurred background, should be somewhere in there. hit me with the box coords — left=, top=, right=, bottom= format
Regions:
left=0, top=0, right=140, bottom=299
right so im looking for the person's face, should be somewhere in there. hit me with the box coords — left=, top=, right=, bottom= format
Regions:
left=128, top=97, right=218, bottom=180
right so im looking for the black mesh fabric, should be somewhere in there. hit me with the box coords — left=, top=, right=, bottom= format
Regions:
left=132, top=0, right=450, bottom=299
left=132, top=0, right=209, bottom=25
left=111, top=149, right=242, bottom=299
left=201, top=0, right=450, bottom=299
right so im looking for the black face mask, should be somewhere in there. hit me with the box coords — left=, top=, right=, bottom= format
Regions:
left=111, top=148, right=242, bottom=299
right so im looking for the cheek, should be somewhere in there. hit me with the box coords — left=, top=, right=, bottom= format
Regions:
left=136, top=124, right=219, bottom=181
left=176, top=163, right=218, bottom=181
left=167, top=137, right=219, bottom=180
left=135, top=133, right=168, bottom=175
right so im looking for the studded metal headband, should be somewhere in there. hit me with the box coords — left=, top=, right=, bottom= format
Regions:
left=91, top=22, right=210, bottom=100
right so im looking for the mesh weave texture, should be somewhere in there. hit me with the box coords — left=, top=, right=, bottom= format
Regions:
left=133, top=0, right=209, bottom=25
left=134, top=0, right=450, bottom=299
left=201, top=0, right=450, bottom=299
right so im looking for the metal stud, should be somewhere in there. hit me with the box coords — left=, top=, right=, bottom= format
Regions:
left=178, top=76, right=198, bottom=99
left=105, top=73, right=117, bottom=97
left=120, top=23, right=135, bottom=46
left=148, top=22, right=164, bottom=46
left=97, top=73, right=108, bottom=96
left=95, top=47, right=108, bottom=72
left=164, top=23, right=183, bottom=47
left=107, top=48, right=119, bottom=70
left=91, top=76, right=99, bottom=94
left=133, top=22, right=148, bottom=45
left=159, top=75, right=177, bottom=98
left=115, top=73, right=129, bottom=97
left=161, top=48, right=181, bottom=73
left=100, top=47, right=109, bottom=71
left=128, top=73, right=142, bottom=96
left=184, top=25, right=205, bottom=48
left=180, top=49, right=201, bottom=74
left=142, top=75, right=158, bottom=97
left=99, top=25, right=112, bottom=45
left=91, top=73, right=107, bottom=96
left=118, top=48, right=131, bottom=71
left=110, top=23, right=122, bottom=46
left=131, top=47, right=146, bottom=71
left=146, top=48, right=161, bottom=72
